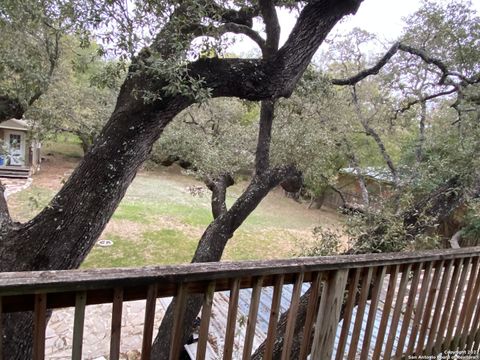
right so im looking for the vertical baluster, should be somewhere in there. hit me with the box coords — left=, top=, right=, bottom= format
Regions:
left=443, top=257, right=472, bottom=350
left=169, top=283, right=188, bottom=360
left=405, top=261, right=434, bottom=355
left=372, top=265, right=400, bottom=359
left=264, top=275, right=284, bottom=360
left=416, top=261, right=444, bottom=354
left=466, top=307, right=480, bottom=350
left=472, top=313, right=480, bottom=350
left=141, top=284, right=158, bottom=360
left=335, top=268, right=361, bottom=360
left=395, top=262, right=423, bottom=358
left=299, top=272, right=323, bottom=360
left=72, top=291, right=87, bottom=360
left=311, top=269, right=348, bottom=360
left=460, top=258, right=480, bottom=350
left=360, top=266, right=387, bottom=360
left=424, top=260, right=454, bottom=354
left=433, top=258, right=464, bottom=354
left=347, top=267, right=373, bottom=360
left=455, top=257, right=480, bottom=350
left=242, top=277, right=263, bottom=360
left=33, top=293, right=47, bottom=360
left=384, top=264, right=412, bottom=360
left=110, top=287, right=124, bottom=360
left=281, top=272, right=304, bottom=360
left=223, top=278, right=240, bottom=360
left=196, top=282, right=216, bottom=360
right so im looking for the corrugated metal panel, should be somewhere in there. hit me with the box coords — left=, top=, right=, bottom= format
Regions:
left=160, top=266, right=465, bottom=359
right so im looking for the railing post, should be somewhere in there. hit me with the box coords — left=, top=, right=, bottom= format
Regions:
left=33, top=293, right=47, bottom=360
left=72, top=291, right=87, bottom=360
left=196, top=281, right=216, bottom=360
left=311, top=269, right=348, bottom=359
left=110, top=287, right=124, bottom=360
left=141, top=284, right=158, bottom=360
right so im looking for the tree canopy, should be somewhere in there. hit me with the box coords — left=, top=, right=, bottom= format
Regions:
left=1, top=0, right=480, bottom=358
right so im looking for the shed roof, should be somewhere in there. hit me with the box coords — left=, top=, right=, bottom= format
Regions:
left=0, top=119, right=30, bottom=131
left=340, top=167, right=394, bottom=184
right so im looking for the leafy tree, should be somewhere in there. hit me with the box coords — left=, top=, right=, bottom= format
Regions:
left=257, top=3, right=480, bottom=357
left=0, top=0, right=365, bottom=358
left=0, top=0, right=80, bottom=121
left=152, top=97, right=258, bottom=177
left=327, top=0, right=480, bottom=252
left=27, top=39, right=123, bottom=154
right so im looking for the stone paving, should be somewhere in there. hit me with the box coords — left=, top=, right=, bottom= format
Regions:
left=1, top=177, right=33, bottom=198
left=45, top=299, right=168, bottom=359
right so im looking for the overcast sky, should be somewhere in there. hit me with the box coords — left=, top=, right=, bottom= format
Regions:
left=231, top=0, right=480, bottom=55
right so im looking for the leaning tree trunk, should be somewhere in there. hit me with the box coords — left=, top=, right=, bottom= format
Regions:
left=0, top=71, right=192, bottom=359
left=150, top=98, right=302, bottom=358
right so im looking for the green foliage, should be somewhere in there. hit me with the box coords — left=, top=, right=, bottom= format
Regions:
left=26, top=37, right=122, bottom=152
left=152, top=97, right=257, bottom=177
left=0, top=0, right=60, bottom=105
left=297, top=226, right=342, bottom=256
left=461, top=201, right=480, bottom=244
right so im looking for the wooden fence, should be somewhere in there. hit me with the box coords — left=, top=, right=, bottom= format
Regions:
left=1, top=247, right=480, bottom=359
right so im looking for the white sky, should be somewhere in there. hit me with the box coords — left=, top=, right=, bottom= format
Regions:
left=230, top=0, right=480, bottom=56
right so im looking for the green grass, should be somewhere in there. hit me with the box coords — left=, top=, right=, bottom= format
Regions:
left=8, top=186, right=56, bottom=221
left=8, top=154, right=343, bottom=268
left=82, top=229, right=197, bottom=268
left=42, top=134, right=84, bottom=158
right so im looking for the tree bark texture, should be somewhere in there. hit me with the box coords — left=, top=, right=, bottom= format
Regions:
left=0, top=0, right=364, bottom=357
left=151, top=166, right=302, bottom=358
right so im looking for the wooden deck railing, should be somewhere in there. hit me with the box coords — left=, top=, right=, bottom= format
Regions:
left=1, top=247, right=480, bottom=359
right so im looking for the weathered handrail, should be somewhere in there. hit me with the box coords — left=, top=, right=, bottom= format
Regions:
left=1, top=247, right=480, bottom=359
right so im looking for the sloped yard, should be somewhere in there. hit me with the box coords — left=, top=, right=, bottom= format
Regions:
left=7, top=141, right=344, bottom=267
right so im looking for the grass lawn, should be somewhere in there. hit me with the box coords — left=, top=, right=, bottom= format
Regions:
left=8, top=138, right=344, bottom=268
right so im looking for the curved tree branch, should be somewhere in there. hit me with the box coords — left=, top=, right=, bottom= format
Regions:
left=331, top=42, right=401, bottom=86
left=220, top=23, right=266, bottom=52
left=204, top=173, right=235, bottom=219
left=331, top=42, right=477, bottom=87
left=259, top=0, right=281, bottom=58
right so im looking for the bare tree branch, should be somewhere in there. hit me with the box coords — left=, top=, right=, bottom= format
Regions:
left=351, top=86, right=399, bottom=186
left=204, top=173, right=234, bottom=219
left=395, top=88, right=457, bottom=116
left=331, top=42, right=401, bottom=85
left=331, top=42, right=477, bottom=87
left=259, top=0, right=280, bottom=58
left=220, top=23, right=266, bottom=53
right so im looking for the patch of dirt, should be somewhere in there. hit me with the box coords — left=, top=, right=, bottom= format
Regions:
left=102, top=216, right=204, bottom=242
left=100, top=220, right=145, bottom=241
left=149, top=215, right=204, bottom=239
left=32, top=154, right=78, bottom=190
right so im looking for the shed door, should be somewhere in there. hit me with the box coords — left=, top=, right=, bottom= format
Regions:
left=4, top=131, right=25, bottom=166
